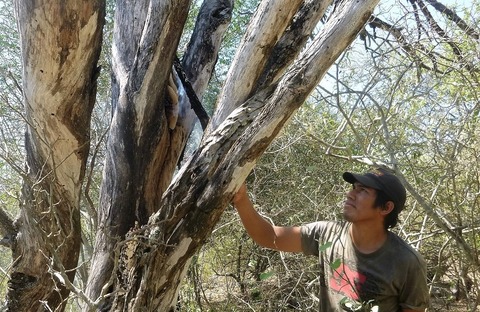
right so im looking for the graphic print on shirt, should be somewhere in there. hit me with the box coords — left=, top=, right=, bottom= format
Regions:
left=328, top=259, right=384, bottom=310
left=330, top=262, right=366, bottom=300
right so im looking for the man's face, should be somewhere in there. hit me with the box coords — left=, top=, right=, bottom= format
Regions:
left=343, top=182, right=383, bottom=224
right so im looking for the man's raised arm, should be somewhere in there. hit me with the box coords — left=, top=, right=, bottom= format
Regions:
left=232, top=183, right=303, bottom=253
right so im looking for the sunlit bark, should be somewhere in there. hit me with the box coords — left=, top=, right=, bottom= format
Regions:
left=8, top=1, right=105, bottom=311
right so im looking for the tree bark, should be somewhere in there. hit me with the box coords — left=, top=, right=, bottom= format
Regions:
left=84, top=0, right=233, bottom=308
left=109, top=0, right=379, bottom=310
left=8, top=1, right=105, bottom=311
left=206, top=0, right=306, bottom=133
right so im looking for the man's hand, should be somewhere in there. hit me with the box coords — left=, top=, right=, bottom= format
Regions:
left=232, top=182, right=303, bottom=252
left=232, top=183, right=248, bottom=206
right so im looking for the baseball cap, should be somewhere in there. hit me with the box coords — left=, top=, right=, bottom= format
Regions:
left=342, top=168, right=406, bottom=211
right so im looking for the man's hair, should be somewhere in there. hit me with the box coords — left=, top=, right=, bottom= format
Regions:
left=374, top=189, right=400, bottom=230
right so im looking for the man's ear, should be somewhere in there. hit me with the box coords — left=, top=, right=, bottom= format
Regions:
left=381, top=201, right=395, bottom=215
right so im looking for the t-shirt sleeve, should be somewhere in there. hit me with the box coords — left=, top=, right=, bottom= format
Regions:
left=399, top=250, right=430, bottom=310
left=300, top=222, right=323, bottom=256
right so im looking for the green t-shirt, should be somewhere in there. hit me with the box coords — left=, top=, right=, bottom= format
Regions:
left=301, top=221, right=429, bottom=312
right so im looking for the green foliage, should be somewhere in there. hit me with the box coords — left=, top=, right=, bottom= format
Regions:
left=329, top=259, right=342, bottom=271
left=259, top=271, right=274, bottom=281
left=319, top=242, right=332, bottom=252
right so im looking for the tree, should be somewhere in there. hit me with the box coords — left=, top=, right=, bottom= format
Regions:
left=1, top=0, right=477, bottom=311
left=2, top=0, right=378, bottom=310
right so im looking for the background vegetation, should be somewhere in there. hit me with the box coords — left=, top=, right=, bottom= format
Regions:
left=1, top=0, right=479, bottom=310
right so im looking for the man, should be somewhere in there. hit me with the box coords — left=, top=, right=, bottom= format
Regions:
left=232, top=167, right=429, bottom=312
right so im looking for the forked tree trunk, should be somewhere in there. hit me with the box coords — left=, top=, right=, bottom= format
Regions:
left=84, top=0, right=234, bottom=309
left=109, top=0, right=379, bottom=310
left=8, top=1, right=105, bottom=311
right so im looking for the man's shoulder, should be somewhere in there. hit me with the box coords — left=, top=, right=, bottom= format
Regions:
left=302, top=220, right=348, bottom=233
left=300, top=221, right=349, bottom=256
left=301, top=220, right=351, bottom=242
left=387, top=232, right=425, bottom=265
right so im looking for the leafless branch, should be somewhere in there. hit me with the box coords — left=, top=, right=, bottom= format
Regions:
left=423, top=0, right=480, bottom=39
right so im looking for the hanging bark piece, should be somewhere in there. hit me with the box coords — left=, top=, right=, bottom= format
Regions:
left=166, top=72, right=179, bottom=130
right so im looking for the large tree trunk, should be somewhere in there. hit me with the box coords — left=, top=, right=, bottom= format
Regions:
left=108, top=0, right=379, bottom=310
left=84, top=0, right=233, bottom=309
left=8, top=1, right=105, bottom=311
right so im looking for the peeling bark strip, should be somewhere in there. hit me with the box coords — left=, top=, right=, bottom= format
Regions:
left=109, top=0, right=379, bottom=310
left=9, top=1, right=105, bottom=311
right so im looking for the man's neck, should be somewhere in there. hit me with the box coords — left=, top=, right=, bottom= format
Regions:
left=349, top=223, right=388, bottom=254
